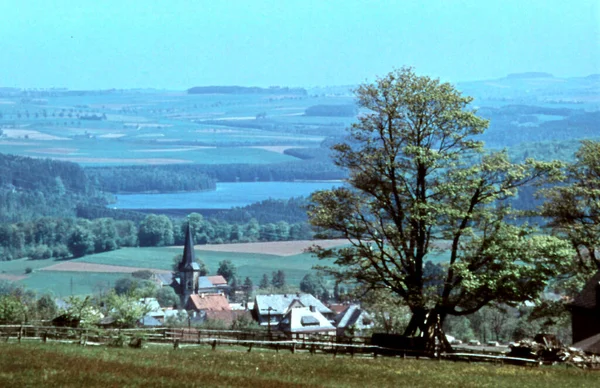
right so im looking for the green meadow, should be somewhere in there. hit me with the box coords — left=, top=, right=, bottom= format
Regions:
left=0, top=342, right=597, bottom=388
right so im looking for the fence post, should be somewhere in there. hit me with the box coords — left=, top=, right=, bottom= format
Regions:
left=212, top=340, right=217, bottom=351
left=18, top=325, right=23, bottom=343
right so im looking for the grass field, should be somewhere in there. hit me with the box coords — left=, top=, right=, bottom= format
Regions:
left=0, top=342, right=597, bottom=387
left=1, top=240, right=450, bottom=296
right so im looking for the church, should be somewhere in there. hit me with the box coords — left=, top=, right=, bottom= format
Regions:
left=173, top=223, right=203, bottom=306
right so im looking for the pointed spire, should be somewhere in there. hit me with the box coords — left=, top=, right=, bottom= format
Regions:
left=180, top=222, right=197, bottom=271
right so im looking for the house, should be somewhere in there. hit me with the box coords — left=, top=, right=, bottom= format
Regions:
left=186, top=293, right=231, bottom=314
left=152, top=273, right=174, bottom=288
left=253, top=293, right=333, bottom=328
left=333, top=305, right=374, bottom=337
left=278, top=306, right=336, bottom=336
left=569, top=272, right=600, bottom=344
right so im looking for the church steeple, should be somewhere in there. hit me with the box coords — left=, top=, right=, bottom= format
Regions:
left=179, top=222, right=199, bottom=271
left=177, top=222, right=201, bottom=306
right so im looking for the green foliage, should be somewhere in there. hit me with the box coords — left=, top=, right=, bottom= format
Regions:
left=217, top=260, right=237, bottom=282
left=138, top=215, right=174, bottom=247
left=156, top=287, right=179, bottom=308
left=0, top=295, right=29, bottom=324
left=299, top=273, right=325, bottom=296
left=259, top=273, right=270, bottom=289
left=105, top=292, right=151, bottom=328
left=307, top=67, right=572, bottom=342
left=131, top=270, right=154, bottom=280
left=271, top=270, right=286, bottom=289
left=67, top=225, right=95, bottom=258
left=61, top=296, right=102, bottom=327
left=541, top=140, right=600, bottom=273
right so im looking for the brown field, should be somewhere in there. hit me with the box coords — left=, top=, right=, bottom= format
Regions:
left=186, top=239, right=348, bottom=257
left=39, top=262, right=171, bottom=274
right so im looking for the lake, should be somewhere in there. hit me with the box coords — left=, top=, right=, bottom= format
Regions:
left=112, top=181, right=343, bottom=209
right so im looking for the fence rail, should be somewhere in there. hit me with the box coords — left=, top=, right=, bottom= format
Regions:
left=1, top=325, right=597, bottom=368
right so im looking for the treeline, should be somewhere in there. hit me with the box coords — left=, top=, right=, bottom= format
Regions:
left=85, top=166, right=216, bottom=193
left=85, top=160, right=345, bottom=190
left=0, top=213, right=312, bottom=262
left=304, top=104, right=357, bottom=117
left=0, top=153, right=94, bottom=195
left=187, top=86, right=307, bottom=96
left=214, top=197, right=310, bottom=224
left=0, top=153, right=110, bottom=223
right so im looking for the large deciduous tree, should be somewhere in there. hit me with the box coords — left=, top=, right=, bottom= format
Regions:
left=307, top=67, right=571, bottom=351
left=541, top=140, right=600, bottom=274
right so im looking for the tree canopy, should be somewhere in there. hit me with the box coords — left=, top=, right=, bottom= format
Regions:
left=541, top=140, right=600, bottom=273
left=307, top=67, right=571, bottom=351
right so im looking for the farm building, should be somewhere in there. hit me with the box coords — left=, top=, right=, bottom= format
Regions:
left=333, top=305, right=374, bottom=337
left=253, top=293, right=334, bottom=328
left=278, top=306, right=336, bottom=336
left=569, top=272, right=600, bottom=346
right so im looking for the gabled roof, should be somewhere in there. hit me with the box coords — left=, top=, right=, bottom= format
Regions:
left=573, top=332, right=600, bottom=354
left=279, top=307, right=335, bottom=333
left=255, top=294, right=332, bottom=316
left=139, top=315, right=162, bottom=327
left=179, top=223, right=200, bottom=272
left=334, top=305, right=373, bottom=329
left=207, top=275, right=228, bottom=286
left=154, top=273, right=174, bottom=286
left=187, top=293, right=231, bottom=312
left=570, top=272, right=600, bottom=309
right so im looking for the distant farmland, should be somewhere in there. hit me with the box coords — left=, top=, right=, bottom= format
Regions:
left=3, top=240, right=348, bottom=296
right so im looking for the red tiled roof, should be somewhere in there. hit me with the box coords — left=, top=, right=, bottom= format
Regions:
left=187, top=293, right=231, bottom=312
left=207, top=275, right=228, bottom=286
left=328, top=303, right=349, bottom=315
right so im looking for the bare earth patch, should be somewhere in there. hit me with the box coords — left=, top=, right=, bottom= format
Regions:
left=185, top=239, right=348, bottom=257
left=40, top=262, right=171, bottom=274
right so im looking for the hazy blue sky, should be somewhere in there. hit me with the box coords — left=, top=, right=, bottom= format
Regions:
left=1, top=0, right=598, bottom=89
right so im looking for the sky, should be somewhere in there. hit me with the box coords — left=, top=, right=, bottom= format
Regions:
left=0, top=0, right=598, bottom=89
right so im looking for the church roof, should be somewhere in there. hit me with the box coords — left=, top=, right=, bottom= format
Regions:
left=179, top=223, right=199, bottom=271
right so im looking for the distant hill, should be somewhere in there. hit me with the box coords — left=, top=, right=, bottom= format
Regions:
left=187, top=85, right=307, bottom=95
left=506, top=72, right=554, bottom=79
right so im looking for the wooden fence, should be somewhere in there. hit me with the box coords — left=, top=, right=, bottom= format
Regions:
left=1, top=325, right=593, bottom=368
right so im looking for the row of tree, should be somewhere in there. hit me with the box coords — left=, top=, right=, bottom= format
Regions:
left=0, top=213, right=313, bottom=261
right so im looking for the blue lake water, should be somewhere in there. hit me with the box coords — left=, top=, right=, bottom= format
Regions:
left=112, top=181, right=343, bottom=209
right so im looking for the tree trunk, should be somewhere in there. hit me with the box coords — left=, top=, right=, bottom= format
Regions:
left=403, top=307, right=452, bottom=355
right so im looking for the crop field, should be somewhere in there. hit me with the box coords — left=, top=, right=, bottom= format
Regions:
left=1, top=342, right=598, bottom=388
left=0, top=238, right=453, bottom=296
left=0, top=90, right=354, bottom=167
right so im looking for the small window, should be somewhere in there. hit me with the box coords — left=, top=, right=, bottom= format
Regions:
left=301, top=316, right=320, bottom=326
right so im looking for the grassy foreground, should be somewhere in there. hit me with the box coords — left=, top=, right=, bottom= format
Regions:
left=0, top=343, right=598, bottom=387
